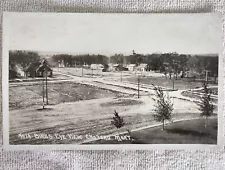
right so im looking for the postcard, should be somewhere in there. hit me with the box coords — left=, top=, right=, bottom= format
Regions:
left=2, top=12, right=223, bottom=150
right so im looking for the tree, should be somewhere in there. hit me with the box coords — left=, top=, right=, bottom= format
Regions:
left=198, top=82, right=214, bottom=127
left=111, top=110, right=125, bottom=129
left=153, top=85, right=173, bottom=130
left=9, top=50, right=41, bottom=79
left=110, top=54, right=125, bottom=64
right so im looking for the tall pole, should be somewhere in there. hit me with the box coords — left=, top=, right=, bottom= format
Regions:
left=120, top=71, right=122, bottom=82
left=205, top=70, right=209, bottom=83
left=173, top=75, right=175, bottom=91
left=58, top=60, right=60, bottom=71
left=138, top=76, right=140, bottom=98
left=42, top=76, right=45, bottom=109
left=82, top=65, right=84, bottom=77
left=45, top=70, right=48, bottom=105
left=172, top=60, right=176, bottom=91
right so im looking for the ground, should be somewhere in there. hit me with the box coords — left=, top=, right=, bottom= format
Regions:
left=9, top=67, right=218, bottom=145
left=84, top=117, right=217, bottom=144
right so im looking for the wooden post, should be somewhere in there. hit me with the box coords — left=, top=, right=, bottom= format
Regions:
left=205, top=70, right=209, bottom=83
left=42, top=76, right=45, bottom=109
left=45, top=70, right=48, bottom=105
left=82, top=65, right=84, bottom=77
left=137, top=76, right=140, bottom=98
left=173, top=75, right=175, bottom=91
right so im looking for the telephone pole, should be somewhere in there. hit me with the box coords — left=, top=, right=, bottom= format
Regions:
left=42, top=75, right=45, bottom=109
left=205, top=70, right=210, bottom=83
left=137, top=76, right=140, bottom=98
left=172, top=60, right=179, bottom=91
left=45, top=69, right=48, bottom=105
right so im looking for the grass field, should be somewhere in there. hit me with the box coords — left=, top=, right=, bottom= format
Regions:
left=181, top=91, right=218, bottom=104
left=84, top=117, right=217, bottom=144
left=125, top=76, right=217, bottom=90
left=9, top=82, right=128, bottom=110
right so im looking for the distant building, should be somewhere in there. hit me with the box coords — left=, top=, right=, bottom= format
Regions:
left=113, top=64, right=128, bottom=71
left=136, top=64, right=148, bottom=72
left=127, top=64, right=136, bottom=71
left=25, top=60, right=53, bottom=78
left=108, top=64, right=118, bottom=71
left=58, top=60, right=65, bottom=67
left=90, top=64, right=104, bottom=70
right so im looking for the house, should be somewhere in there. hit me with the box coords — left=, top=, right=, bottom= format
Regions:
left=90, top=64, right=104, bottom=70
left=127, top=64, right=136, bottom=71
left=113, top=64, right=128, bottom=71
left=136, top=64, right=148, bottom=72
left=25, top=60, right=53, bottom=78
left=58, top=60, right=65, bottom=67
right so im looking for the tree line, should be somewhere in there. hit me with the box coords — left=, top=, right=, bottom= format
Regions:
left=52, top=52, right=218, bottom=80
left=9, top=51, right=218, bottom=81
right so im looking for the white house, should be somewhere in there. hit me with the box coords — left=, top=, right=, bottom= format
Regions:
left=90, top=64, right=104, bottom=70
left=136, top=64, right=148, bottom=72
left=127, top=64, right=136, bottom=71
left=58, top=60, right=65, bottom=67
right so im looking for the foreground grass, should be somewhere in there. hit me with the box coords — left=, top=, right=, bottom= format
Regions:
left=84, top=117, right=217, bottom=144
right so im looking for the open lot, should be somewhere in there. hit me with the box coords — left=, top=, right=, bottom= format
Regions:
left=9, top=68, right=218, bottom=145
left=125, top=76, right=217, bottom=90
left=85, top=117, right=217, bottom=144
left=9, top=82, right=128, bottom=110
left=9, top=80, right=203, bottom=144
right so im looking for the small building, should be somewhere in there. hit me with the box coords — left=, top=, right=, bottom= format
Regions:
left=114, top=64, right=128, bottom=71
left=127, top=64, right=136, bottom=71
left=25, top=60, right=53, bottom=78
left=136, top=64, right=148, bottom=72
left=90, top=64, right=104, bottom=70
left=58, top=60, right=65, bottom=67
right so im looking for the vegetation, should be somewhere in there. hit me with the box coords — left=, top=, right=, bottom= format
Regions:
left=198, top=83, right=214, bottom=127
left=85, top=118, right=217, bottom=144
left=153, top=85, right=174, bottom=130
left=51, top=52, right=218, bottom=81
left=111, top=110, right=125, bottom=129
left=9, top=50, right=41, bottom=79
left=9, top=50, right=218, bottom=82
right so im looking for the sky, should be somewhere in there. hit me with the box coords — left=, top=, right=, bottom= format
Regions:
left=6, top=12, right=222, bottom=56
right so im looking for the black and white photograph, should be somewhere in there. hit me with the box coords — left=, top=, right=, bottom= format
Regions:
left=2, top=12, right=223, bottom=149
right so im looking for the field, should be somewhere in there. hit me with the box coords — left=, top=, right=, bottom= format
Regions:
left=125, top=76, right=217, bottom=90
left=9, top=67, right=218, bottom=145
left=85, top=117, right=217, bottom=144
left=9, top=82, right=202, bottom=145
left=9, top=82, right=128, bottom=110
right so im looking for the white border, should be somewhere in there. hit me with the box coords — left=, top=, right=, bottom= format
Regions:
left=2, top=12, right=224, bottom=150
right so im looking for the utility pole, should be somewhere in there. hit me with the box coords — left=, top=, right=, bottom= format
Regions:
left=172, top=60, right=178, bottom=91
left=45, top=69, right=48, bottom=105
left=205, top=70, right=210, bottom=83
left=120, top=71, right=122, bottom=82
left=137, top=76, right=140, bottom=98
left=42, top=75, right=45, bottom=109
left=172, top=75, right=175, bottom=91
left=82, top=65, right=84, bottom=77
left=58, top=60, right=60, bottom=71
